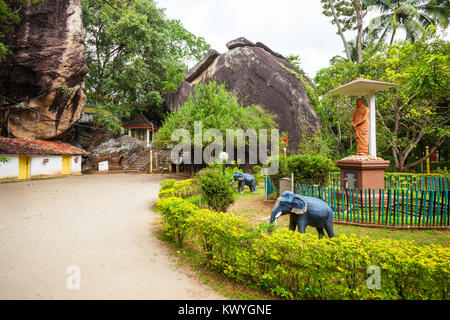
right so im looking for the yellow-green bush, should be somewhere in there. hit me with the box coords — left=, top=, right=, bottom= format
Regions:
left=155, top=197, right=450, bottom=300
left=158, top=178, right=200, bottom=199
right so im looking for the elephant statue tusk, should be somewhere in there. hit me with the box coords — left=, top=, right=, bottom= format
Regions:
left=261, top=216, right=271, bottom=220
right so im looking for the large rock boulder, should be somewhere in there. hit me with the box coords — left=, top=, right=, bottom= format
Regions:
left=0, top=0, right=88, bottom=140
left=84, top=135, right=146, bottom=172
left=164, top=37, right=321, bottom=149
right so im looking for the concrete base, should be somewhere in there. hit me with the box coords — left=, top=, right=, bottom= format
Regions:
left=336, top=154, right=390, bottom=192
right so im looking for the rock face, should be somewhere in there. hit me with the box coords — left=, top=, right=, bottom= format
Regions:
left=0, top=0, right=88, bottom=140
left=84, top=135, right=146, bottom=172
left=164, top=37, right=321, bottom=149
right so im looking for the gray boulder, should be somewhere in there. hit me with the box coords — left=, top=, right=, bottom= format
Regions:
left=184, top=49, right=221, bottom=83
left=164, top=39, right=322, bottom=149
left=226, top=37, right=255, bottom=50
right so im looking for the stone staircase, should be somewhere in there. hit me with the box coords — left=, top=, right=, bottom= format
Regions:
left=123, top=148, right=150, bottom=173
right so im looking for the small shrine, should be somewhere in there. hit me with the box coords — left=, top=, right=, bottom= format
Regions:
left=123, top=114, right=157, bottom=147
left=327, top=78, right=397, bottom=192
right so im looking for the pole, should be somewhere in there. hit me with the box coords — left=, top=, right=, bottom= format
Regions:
left=265, top=168, right=268, bottom=201
left=368, top=91, right=377, bottom=157
left=426, top=146, right=430, bottom=174
left=150, top=148, right=153, bottom=173
left=291, top=172, right=294, bottom=193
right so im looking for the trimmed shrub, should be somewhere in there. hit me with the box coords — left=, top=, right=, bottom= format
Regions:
left=156, top=197, right=198, bottom=247
left=268, top=154, right=337, bottom=188
left=197, top=167, right=235, bottom=212
left=158, top=178, right=199, bottom=199
left=155, top=196, right=450, bottom=300
left=160, top=179, right=176, bottom=190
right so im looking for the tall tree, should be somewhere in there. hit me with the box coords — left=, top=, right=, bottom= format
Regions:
left=315, top=27, right=449, bottom=171
left=366, top=0, right=450, bottom=45
left=82, top=0, right=210, bottom=132
left=321, top=0, right=368, bottom=63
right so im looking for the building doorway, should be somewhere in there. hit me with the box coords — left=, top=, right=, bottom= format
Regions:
left=18, top=155, right=30, bottom=180
left=62, top=156, right=71, bottom=175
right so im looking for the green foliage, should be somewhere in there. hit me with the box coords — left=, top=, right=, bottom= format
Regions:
left=156, top=196, right=450, bottom=299
left=365, top=0, right=450, bottom=45
left=267, top=153, right=337, bottom=186
left=160, top=179, right=176, bottom=190
left=285, top=55, right=304, bottom=72
left=315, top=28, right=449, bottom=171
left=154, top=81, right=277, bottom=148
left=0, top=156, right=10, bottom=163
left=269, top=154, right=337, bottom=186
left=252, top=165, right=265, bottom=184
left=156, top=197, right=197, bottom=247
left=197, top=166, right=235, bottom=212
left=82, top=0, right=210, bottom=129
left=158, top=178, right=200, bottom=199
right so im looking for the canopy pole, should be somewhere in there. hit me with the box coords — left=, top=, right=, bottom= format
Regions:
left=368, top=91, right=377, bottom=157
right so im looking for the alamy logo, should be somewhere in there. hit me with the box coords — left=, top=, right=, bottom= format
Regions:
left=366, top=265, right=381, bottom=290
left=66, top=265, right=81, bottom=290
left=171, top=121, right=280, bottom=174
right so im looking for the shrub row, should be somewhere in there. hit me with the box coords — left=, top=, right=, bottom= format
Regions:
left=155, top=197, right=449, bottom=300
left=158, top=179, right=200, bottom=199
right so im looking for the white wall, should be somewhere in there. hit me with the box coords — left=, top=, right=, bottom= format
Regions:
left=30, top=155, right=62, bottom=177
left=0, top=155, right=19, bottom=179
left=71, top=155, right=82, bottom=174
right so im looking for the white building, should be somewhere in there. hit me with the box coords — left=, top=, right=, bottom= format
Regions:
left=0, top=137, right=87, bottom=180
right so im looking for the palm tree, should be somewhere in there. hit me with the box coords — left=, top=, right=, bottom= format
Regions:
left=365, top=0, right=450, bottom=45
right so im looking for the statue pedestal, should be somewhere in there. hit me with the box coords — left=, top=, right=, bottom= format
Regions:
left=336, top=154, right=390, bottom=197
left=280, top=177, right=293, bottom=194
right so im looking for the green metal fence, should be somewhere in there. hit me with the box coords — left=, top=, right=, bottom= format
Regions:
left=264, top=176, right=449, bottom=228
left=329, top=172, right=449, bottom=192
left=298, top=184, right=449, bottom=228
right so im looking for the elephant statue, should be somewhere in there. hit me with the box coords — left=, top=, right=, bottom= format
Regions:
left=262, top=191, right=336, bottom=238
left=232, top=172, right=257, bottom=194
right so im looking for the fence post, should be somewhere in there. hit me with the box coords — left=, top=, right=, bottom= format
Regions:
left=373, top=188, right=376, bottom=224
left=356, top=188, right=360, bottom=223
left=388, top=189, right=392, bottom=225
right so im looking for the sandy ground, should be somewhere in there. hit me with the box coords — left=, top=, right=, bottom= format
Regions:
left=0, top=174, right=225, bottom=300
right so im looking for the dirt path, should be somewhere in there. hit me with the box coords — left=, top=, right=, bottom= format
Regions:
left=0, top=174, right=225, bottom=300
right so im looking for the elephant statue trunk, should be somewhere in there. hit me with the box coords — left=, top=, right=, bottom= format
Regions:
left=262, top=191, right=336, bottom=238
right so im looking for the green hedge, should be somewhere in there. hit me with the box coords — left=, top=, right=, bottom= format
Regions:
left=158, top=178, right=200, bottom=199
left=155, top=197, right=449, bottom=300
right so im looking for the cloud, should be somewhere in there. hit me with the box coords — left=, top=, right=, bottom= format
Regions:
left=157, top=0, right=350, bottom=78
left=158, top=0, right=450, bottom=78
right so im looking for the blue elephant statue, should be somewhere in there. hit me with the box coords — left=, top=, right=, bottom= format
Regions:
left=232, top=172, right=257, bottom=194
left=262, top=191, right=336, bottom=238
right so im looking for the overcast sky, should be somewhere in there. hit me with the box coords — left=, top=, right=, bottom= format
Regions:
left=157, top=0, right=368, bottom=78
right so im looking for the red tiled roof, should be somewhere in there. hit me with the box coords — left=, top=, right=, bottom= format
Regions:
left=0, top=137, right=88, bottom=155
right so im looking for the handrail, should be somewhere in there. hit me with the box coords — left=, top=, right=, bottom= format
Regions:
left=123, top=152, right=139, bottom=171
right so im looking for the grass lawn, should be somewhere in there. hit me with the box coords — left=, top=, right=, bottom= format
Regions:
left=228, top=186, right=449, bottom=247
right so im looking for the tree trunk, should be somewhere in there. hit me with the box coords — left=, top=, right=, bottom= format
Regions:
left=328, top=0, right=353, bottom=62
left=390, top=28, right=397, bottom=46
left=355, top=1, right=365, bottom=63
left=405, top=137, right=447, bottom=171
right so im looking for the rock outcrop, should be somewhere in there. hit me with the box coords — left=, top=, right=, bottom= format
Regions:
left=83, top=135, right=146, bottom=172
left=0, top=0, right=88, bottom=140
left=164, top=37, right=321, bottom=149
